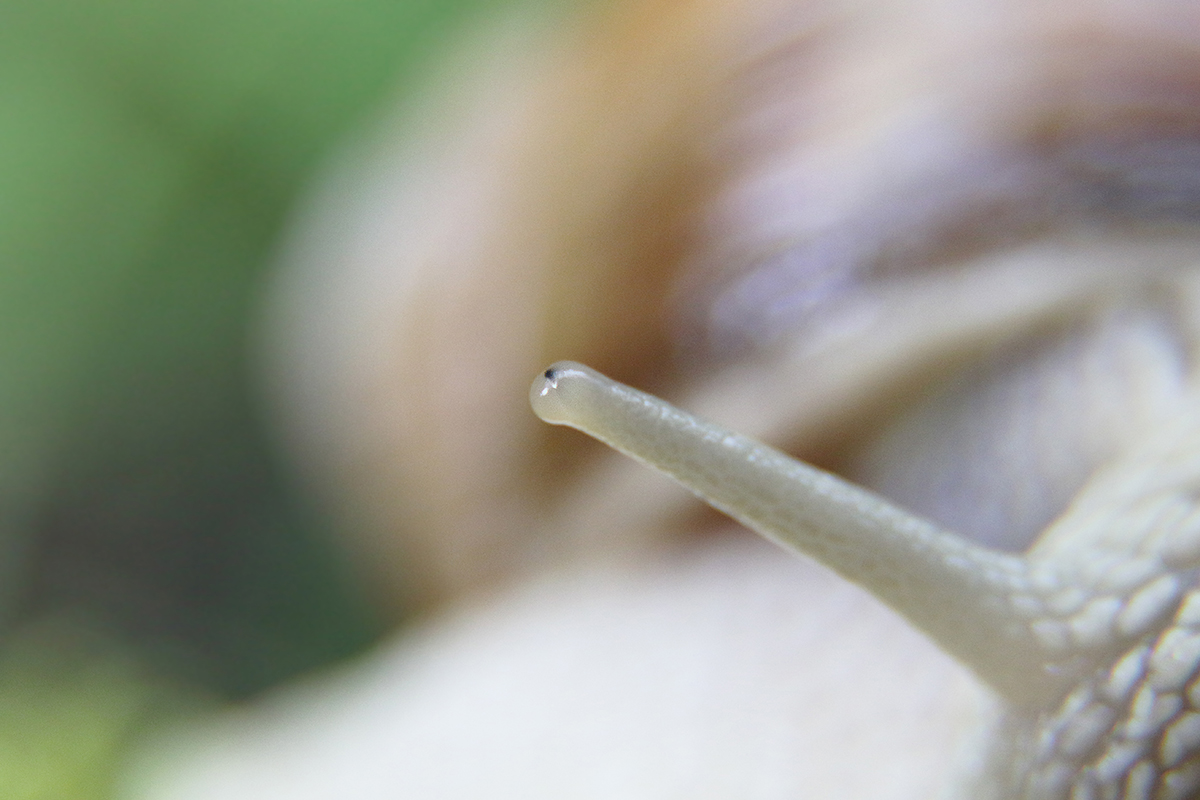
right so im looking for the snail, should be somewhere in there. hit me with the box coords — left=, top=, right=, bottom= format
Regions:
left=126, top=0, right=1200, bottom=798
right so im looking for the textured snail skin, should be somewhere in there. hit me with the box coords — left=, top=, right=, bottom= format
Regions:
left=533, top=362, right=1200, bottom=798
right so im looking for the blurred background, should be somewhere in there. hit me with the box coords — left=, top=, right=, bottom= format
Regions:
left=0, top=0, right=514, bottom=795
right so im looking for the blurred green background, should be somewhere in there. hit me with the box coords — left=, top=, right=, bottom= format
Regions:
left=0, top=0, right=507, bottom=796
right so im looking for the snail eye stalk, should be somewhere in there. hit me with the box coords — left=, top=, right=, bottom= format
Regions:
left=530, top=361, right=1056, bottom=704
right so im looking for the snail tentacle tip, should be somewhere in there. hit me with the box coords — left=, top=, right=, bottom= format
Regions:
left=529, top=360, right=593, bottom=426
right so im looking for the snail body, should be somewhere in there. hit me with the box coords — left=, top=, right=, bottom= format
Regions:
left=532, top=362, right=1200, bottom=798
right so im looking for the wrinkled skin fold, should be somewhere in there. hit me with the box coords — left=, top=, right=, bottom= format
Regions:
left=126, top=0, right=1200, bottom=797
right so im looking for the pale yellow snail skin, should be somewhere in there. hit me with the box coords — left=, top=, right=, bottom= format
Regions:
left=121, top=0, right=1200, bottom=797
left=533, top=361, right=1200, bottom=797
